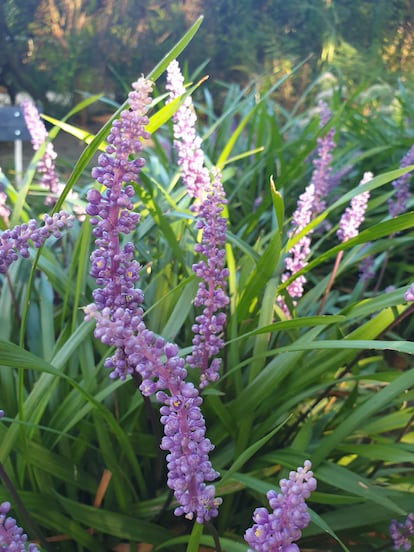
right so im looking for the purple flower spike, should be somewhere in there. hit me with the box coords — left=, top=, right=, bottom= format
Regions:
left=86, top=76, right=153, bottom=318
left=276, top=102, right=336, bottom=316
left=186, top=170, right=229, bottom=387
left=277, top=184, right=315, bottom=314
left=404, top=284, right=414, bottom=302
left=0, top=210, right=74, bottom=274
left=85, top=76, right=222, bottom=522
left=390, top=513, right=414, bottom=550
left=0, top=189, right=10, bottom=225
left=337, top=171, right=372, bottom=243
left=167, top=61, right=229, bottom=387
left=312, top=101, right=336, bottom=215
left=0, top=501, right=39, bottom=551
left=166, top=60, right=211, bottom=204
left=389, top=145, right=414, bottom=218
left=20, top=100, right=60, bottom=205
left=245, top=460, right=316, bottom=552
left=358, top=252, right=376, bottom=283
left=158, top=377, right=222, bottom=522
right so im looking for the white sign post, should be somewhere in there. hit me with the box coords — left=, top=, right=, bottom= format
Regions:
left=0, top=107, right=30, bottom=187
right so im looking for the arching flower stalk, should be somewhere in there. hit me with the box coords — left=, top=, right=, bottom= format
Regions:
left=84, top=76, right=222, bottom=522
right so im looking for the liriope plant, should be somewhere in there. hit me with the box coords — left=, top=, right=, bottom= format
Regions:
left=0, top=15, right=414, bottom=552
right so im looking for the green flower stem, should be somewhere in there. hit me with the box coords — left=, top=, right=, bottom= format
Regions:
left=317, top=250, right=344, bottom=315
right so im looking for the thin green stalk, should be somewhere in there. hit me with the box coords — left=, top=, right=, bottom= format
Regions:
left=206, top=521, right=222, bottom=552
left=5, top=272, right=19, bottom=323
left=317, top=250, right=344, bottom=315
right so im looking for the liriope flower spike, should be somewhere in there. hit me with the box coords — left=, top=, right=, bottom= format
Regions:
left=404, top=284, right=414, bottom=302
left=277, top=102, right=336, bottom=316
left=167, top=60, right=229, bottom=387
left=166, top=59, right=211, bottom=205
left=0, top=211, right=74, bottom=274
left=337, top=171, right=372, bottom=243
left=85, top=76, right=222, bottom=522
left=390, top=513, right=414, bottom=551
left=311, top=100, right=336, bottom=216
left=245, top=461, right=316, bottom=552
left=277, top=184, right=316, bottom=315
left=186, top=169, right=229, bottom=387
left=0, top=186, right=10, bottom=225
left=85, top=77, right=152, bottom=321
left=0, top=502, right=39, bottom=552
left=389, top=145, right=414, bottom=218
left=20, top=100, right=60, bottom=205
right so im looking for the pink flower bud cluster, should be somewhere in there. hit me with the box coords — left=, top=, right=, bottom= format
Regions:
left=0, top=189, right=10, bottom=225
left=405, top=284, right=414, bottom=302
left=277, top=184, right=315, bottom=315
left=166, top=60, right=211, bottom=203
left=245, top=461, right=316, bottom=552
left=277, top=102, right=336, bottom=315
left=20, top=100, right=59, bottom=205
left=337, top=171, right=372, bottom=242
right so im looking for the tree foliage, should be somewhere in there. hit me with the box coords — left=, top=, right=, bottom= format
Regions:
left=1, top=0, right=414, bottom=113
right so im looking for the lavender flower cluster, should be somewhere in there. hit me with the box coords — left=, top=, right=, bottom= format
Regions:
left=0, top=189, right=10, bottom=225
left=277, top=101, right=336, bottom=314
left=20, top=100, right=59, bottom=205
left=85, top=75, right=222, bottom=523
left=390, top=513, right=414, bottom=551
left=310, top=101, right=336, bottom=216
left=0, top=502, right=39, bottom=552
left=388, top=145, right=414, bottom=218
left=337, top=171, right=372, bottom=243
left=186, top=170, right=229, bottom=387
left=405, top=284, right=414, bottom=302
left=165, top=59, right=211, bottom=204
left=166, top=60, right=229, bottom=387
left=244, top=461, right=316, bottom=552
left=0, top=211, right=74, bottom=274
left=278, top=183, right=315, bottom=312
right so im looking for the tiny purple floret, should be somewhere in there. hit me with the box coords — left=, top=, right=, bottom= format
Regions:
left=390, top=513, right=414, bottom=551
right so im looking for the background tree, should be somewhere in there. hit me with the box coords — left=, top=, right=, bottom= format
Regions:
left=0, top=0, right=46, bottom=104
left=1, top=0, right=414, bottom=114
